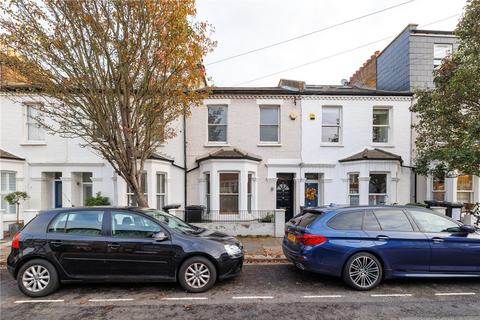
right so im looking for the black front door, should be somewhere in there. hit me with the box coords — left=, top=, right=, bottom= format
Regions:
left=276, top=173, right=294, bottom=221
left=104, top=210, right=176, bottom=279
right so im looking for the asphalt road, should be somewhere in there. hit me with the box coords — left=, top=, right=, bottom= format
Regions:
left=2, top=264, right=480, bottom=320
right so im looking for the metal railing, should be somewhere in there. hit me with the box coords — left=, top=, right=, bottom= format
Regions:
left=174, top=209, right=276, bottom=224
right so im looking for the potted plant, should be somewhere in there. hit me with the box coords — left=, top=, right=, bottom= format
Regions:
left=4, top=191, right=28, bottom=235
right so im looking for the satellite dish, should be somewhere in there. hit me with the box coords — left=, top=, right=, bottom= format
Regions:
left=340, top=79, right=349, bottom=86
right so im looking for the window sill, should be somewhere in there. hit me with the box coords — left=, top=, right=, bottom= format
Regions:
left=320, top=143, right=344, bottom=147
left=257, top=143, right=282, bottom=147
left=21, top=141, right=47, bottom=146
left=204, top=143, right=231, bottom=148
left=371, top=143, right=394, bottom=148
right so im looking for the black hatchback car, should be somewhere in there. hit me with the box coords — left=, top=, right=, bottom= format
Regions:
left=7, top=207, right=244, bottom=297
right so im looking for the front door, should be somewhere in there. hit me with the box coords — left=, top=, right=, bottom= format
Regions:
left=304, top=182, right=318, bottom=207
left=54, top=180, right=62, bottom=208
left=277, top=173, right=294, bottom=221
left=104, top=210, right=176, bottom=279
left=47, top=210, right=108, bottom=277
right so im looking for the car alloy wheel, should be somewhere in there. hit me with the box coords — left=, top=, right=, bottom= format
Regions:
left=22, top=265, right=51, bottom=293
left=348, top=255, right=380, bottom=289
left=185, top=262, right=211, bottom=289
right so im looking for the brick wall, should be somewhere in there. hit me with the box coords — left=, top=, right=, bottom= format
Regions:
left=349, top=51, right=379, bottom=89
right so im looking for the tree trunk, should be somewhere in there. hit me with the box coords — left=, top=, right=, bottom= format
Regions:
left=125, top=171, right=149, bottom=208
left=135, top=191, right=149, bottom=208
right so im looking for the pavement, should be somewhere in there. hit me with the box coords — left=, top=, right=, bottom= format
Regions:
left=2, top=264, right=480, bottom=319
left=0, top=236, right=286, bottom=265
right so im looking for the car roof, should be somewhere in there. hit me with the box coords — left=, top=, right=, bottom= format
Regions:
left=39, top=206, right=148, bottom=214
left=303, top=205, right=428, bottom=213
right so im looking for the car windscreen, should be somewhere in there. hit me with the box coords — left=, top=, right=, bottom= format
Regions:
left=143, top=209, right=198, bottom=234
left=289, top=211, right=324, bottom=227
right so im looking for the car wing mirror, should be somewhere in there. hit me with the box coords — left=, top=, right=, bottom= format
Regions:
left=460, top=225, right=476, bottom=234
left=153, top=231, right=168, bottom=241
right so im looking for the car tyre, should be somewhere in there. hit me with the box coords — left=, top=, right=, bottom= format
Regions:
left=343, top=252, right=382, bottom=291
left=17, top=259, right=59, bottom=297
left=178, top=256, right=217, bottom=293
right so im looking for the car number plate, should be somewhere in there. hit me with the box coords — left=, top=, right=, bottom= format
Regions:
left=287, top=233, right=296, bottom=242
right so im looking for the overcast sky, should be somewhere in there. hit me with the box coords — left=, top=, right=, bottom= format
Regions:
left=196, top=0, right=467, bottom=87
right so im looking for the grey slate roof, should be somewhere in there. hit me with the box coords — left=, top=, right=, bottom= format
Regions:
left=0, top=149, right=25, bottom=161
left=339, top=148, right=403, bottom=163
left=196, top=148, right=262, bottom=163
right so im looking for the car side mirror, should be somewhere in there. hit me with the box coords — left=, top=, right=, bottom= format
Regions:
left=153, top=231, right=168, bottom=241
left=460, top=225, right=476, bottom=234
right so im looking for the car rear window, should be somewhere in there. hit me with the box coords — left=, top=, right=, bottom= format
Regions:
left=327, top=211, right=363, bottom=230
left=290, top=211, right=322, bottom=227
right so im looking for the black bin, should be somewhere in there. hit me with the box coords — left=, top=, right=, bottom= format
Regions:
left=185, top=205, right=205, bottom=223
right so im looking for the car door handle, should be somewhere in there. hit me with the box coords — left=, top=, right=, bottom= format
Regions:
left=376, top=235, right=389, bottom=241
left=108, top=243, right=121, bottom=249
left=432, top=237, right=444, bottom=243
left=50, top=240, right=62, bottom=247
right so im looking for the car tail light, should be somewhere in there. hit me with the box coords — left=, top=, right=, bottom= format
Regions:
left=12, top=232, right=20, bottom=249
left=296, top=233, right=327, bottom=246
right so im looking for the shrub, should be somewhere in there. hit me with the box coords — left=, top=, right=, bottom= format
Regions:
left=85, top=192, right=111, bottom=206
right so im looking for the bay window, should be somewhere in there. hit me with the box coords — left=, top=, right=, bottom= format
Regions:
left=127, top=172, right=147, bottom=206
left=0, top=171, right=16, bottom=214
left=369, top=173, right=387, bottom=205
left=156, top=173, right=167, bottom=210
left=348, top=173, right=360, bottom=205
left=219, top=172, right=239, bottom=213
left=432, top=176, right=445, bottom=201
left=457, top=175, right=473, bottom=203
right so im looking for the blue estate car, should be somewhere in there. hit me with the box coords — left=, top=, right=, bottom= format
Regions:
left=283, top=206, right=480, bottom=290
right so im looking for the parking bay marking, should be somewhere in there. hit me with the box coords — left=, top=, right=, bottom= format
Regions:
left=14, top=299, right=64, bottom=304
left=232, top=296, right=274, bottom=300
left=371, top=294, right=413, bottom=297
left=434, top=292, right=476, bottom=296
left=161, top=297, right=209, bottom=301
left=303, top=295, right=343, bottom=298
left=88, top=298, right=135, bottom=302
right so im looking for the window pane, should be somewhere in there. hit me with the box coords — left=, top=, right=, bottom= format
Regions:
left=369, top=174, right=387, bottom=193
left=219, top=173, right=239, bottom=194
left=373, top=109, right=389, bottom=125
left=322, top=126, right=340, bottom=143
left=48, top=212, right=68, bottom=233
left=349, top=174, right=359, bottom=194
left=369, top=195, right=387, bottom=205
left=363, top=211, right=381, bottom=230
left=328, top=211, right=363, bottom=230
left=260, top=125, right=278, bottom=142
left=457, top=192, right=472, bottom=203
left=208, top=125, right=227, bottom=142
left=82, top=172, right=92, bottom=182
left=432, top=192, right=445, bottom=201
left=457, top=175, right=473, bottom=191
left=409, top=210, right=459, bottom=233
left=322, top=107, right=341, bottom=125
left=349, top=195, right=360, bottom=206
left=156, top=195, right=165, bottom=210
left=247, top=174, right=253, bottom=193
left=157, top=173, right=166, bottom=193
left=111, top=211, right=160, bottom=238
left=220, top=195, right=238, bottom=213
left=373, top=126, right=388, bottom=143
left=433, top=176, right=445, bottom=191
left=83, top=184, right=93, bottom=205
left=65, top=211, right=103, bottom=236
left=373, top=210, right=413, bottom=231
left=260, top=107, right=279, bottom=125
left=434, top=44, right=452, bottom=59
left=208, top=106, right=227, bottom=124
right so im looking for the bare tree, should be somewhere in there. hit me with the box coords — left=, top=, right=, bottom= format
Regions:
left=0, top=0, right=215, bottom=207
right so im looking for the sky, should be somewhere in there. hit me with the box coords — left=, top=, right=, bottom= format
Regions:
left=196, top=0, right=468, bottom=87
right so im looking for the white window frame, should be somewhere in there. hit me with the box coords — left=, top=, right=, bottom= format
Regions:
left=457, top=175, right=474, bottom=203
left=369, top=172, right=388, bottom=205
left=24, top=103, right=46, bottom=143
left=259, top=105, right=280, bottom=144
left=348, top=173, right=360, bottom=206
left=432, top=175, right=446, bottom=201
left=321, top=105, right=342, bottom=144
left=127, top=172, right=148, bottom=206
left=372, top=107, right=391, bottom=144
left=156, top=172, right=167, bottom=210
left=247, top=173, right=254, bottom=213
left=219, top=171, right=239, bottom=214
left=81, top=172, right=93, bottom=205
left=205, top=172, right=211, bottom=213
left=207, top=105, right=228, bottom=144
left=433, top=43, right=453, bottom=68
left=1, top=171, right=17, bottom=214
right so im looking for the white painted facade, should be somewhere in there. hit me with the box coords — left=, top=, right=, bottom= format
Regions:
left=0, top=93, right=185, bottom=230
left=300, top=94, right=413, bottom=206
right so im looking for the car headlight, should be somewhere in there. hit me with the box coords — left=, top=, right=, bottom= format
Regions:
left=224, top=244, right=242, bottom=256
